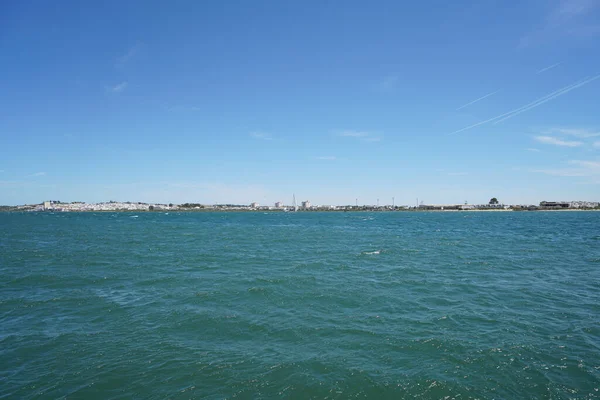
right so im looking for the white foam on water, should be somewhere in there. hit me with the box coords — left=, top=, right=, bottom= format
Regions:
left=363, top=250, right=381, bottom=255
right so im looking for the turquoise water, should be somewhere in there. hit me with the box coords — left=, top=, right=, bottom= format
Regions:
left=1, top=211, right=599, bottom=399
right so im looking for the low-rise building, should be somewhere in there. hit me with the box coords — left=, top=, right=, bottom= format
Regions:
left=569, top=201, right=599, bottom=208
left=540, top=201, right=570, bottom=208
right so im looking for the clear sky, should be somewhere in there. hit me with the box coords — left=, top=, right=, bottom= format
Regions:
left=1, top=0, right=599, bottom=206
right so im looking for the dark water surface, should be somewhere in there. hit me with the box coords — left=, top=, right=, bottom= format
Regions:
left=1, top=211, right=599, bottom=399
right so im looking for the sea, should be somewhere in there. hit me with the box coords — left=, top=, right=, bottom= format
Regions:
left=1, top=211, right=599, bottom=399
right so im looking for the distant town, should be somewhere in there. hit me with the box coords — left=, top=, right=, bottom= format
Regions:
left=1, top=199, right=599, bottom=212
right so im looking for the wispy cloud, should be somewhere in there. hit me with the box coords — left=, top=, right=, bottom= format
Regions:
left=316, top=156, right=336, bottom=160
left=108, top=82, right=128, bottom=93
left=374, top=76, right=399, bottom=92
left=569, top=159, right=600, bottom=169
left=533, top=168, right=588, bottom=177
left=535, top=136, right=583, bottom=147
left=456, top=90, right=500, bottom=110
left=29, top=172, right=46, bottom=177
left=250, top=132, right=272, bottom=140
left=534, top=158, right=600, bottom=178
left=520, top=0, right=600, bottom=47
left=338, top=130, right=369, bottom=138
left=546, top=127, right=600, bottom=138
left=536, top=62, right=562, bottom=74
left=554, top=0, right=598, bottom=20
left=115, top=43, right=142, bottom=68
left=534, top=128, right=600, bottom=149
left=337, top=130, right=381, bottom=142
left=448, top=74, right=600, bottom=135
left=526, top=148, right=542, bottom=152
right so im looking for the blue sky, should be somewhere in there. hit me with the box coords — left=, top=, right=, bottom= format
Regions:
left=1, top=0, right=599, bottom=206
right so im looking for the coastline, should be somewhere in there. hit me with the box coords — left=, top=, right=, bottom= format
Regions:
left=2, top=200, right=599, bottom=213
left=2, top=208, right=599, bottom=213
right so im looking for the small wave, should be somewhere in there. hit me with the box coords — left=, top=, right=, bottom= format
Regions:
left=195, top=291, right=214, bottom=298
left=247, top=286, right=267, bottom=294
left=362, top=250, right=381, bottom=255
left=256, top=277, right=284, bottom=284
left=130, top=215, right=139, bottom=218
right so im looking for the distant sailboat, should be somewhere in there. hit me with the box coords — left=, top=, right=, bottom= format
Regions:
left=293, top=194, right=298, bottom=212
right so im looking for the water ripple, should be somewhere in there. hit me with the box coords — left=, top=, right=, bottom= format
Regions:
left=1, top=211, right=599, bottom=398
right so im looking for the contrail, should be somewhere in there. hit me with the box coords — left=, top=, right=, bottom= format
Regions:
left=454, top=63, right=561, bottom=112
left=447, top=81, right=582, bottom=135
left=493, top=74, right=600, bottom=124
left=482, top=77, right=589, bottom=127
left=536, top=62, right=562, bottom=74
left=456, top=90, right=500, bottom=110
left=447, top=75, right=598, bottom=135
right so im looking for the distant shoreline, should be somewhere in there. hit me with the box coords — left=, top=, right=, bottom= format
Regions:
left=1, top=208, right=599, bottom=213
left=2, top=201, right=599, bottom=213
